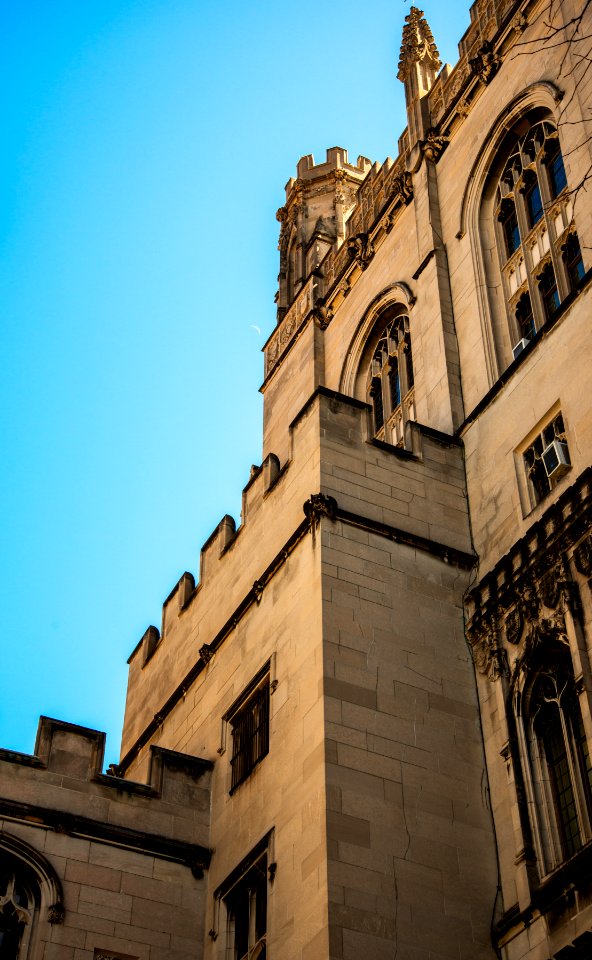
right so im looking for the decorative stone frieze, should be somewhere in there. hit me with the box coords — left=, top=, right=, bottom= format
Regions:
left=466, top=469, right=592, bottom=683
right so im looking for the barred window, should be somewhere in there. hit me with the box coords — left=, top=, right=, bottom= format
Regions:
left=230, top=679, right=270, bottom=793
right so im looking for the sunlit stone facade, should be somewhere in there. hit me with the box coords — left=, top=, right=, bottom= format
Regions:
left=1, top=1, right=591, bottom=957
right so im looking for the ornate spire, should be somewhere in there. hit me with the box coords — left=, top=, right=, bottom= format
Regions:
left=397, top=7, right=441, bottom=84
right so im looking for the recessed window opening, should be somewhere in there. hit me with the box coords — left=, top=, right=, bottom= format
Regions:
left=493, top=117, right=584, bottom=359
left=522, top=411, right=570, bottom=508
left=520, top=650, right=592, bottom=874
left=229, top=677, right=270, bottom=793
left=366, top=312, right=415, bottom=447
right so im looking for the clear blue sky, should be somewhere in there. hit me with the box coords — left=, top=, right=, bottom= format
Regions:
left=1, top=0, right=471, bottom=768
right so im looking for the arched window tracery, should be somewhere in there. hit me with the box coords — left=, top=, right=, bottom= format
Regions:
left=0, top=861, right=36, bottom=960
left=366, top=313, right=415, bottom=447
left=516, top=644, right=592, bottom=875
left=493, top=117, right=585, bottom=356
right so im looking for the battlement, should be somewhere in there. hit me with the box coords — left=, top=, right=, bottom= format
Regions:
left=285, top=146, right=372, bottom=195
left=120, top=384, right=474, bottom=776
left=0, top=716, right=212, bottom=869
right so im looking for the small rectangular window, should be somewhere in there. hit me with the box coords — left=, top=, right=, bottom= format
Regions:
left=229, top=677, right=270, bottom=792
left=522, top=411, right=570, bottom=509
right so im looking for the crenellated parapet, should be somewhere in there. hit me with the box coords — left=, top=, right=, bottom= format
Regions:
left=427, top=0, right=531, bottom=131
left=276, top=147, right=371, bottom=323
left=0, top=716, right=213, bottom=874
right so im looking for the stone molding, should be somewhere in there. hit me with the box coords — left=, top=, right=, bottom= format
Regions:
left=466, top=467, right=592, bottom=683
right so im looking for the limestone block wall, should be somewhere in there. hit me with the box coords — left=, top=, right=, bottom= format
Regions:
left=0, top=717, right=211, bottom=960
left=461, top=298, right=592, bottom=576
left=321, top=527, right=497, bottom=960
left=313, top=392, right=497, bottom=959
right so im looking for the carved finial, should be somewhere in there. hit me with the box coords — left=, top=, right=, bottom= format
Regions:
left=397, top=7, right=441, bottom=85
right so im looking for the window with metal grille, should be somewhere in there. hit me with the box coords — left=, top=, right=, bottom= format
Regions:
left=230, top=680, right=270, bottom=792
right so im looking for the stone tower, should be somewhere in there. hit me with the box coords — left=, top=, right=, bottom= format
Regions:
left=1, top=0, right=592, bottom=958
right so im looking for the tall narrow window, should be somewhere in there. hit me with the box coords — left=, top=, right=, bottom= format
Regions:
left=501, top=201, right=521, bottom=258
left=524, top=177, right=543, bottom=228
left=218, top=842, right=270, bottom=960
left=521, top=650, right=592, bottom=874
left=563, top=232, right=585, bottom=290
left=546, top=143, right=567, bottom=198
left=493, top=117, right=584, bottom=357
left=229, top=677, right=270, bottom=793
left=389, top=358, right=401, bottom=408
left=538, top=263, right=560, bottom=320
left=515, top=292, right=535, bottom=342
left=366, top=313, right=415, bottom=447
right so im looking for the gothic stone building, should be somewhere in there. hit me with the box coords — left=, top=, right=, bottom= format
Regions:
left=2, top=0, right=592, bottom=958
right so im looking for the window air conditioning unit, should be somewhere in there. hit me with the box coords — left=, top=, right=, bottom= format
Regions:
left=512, top=338, right=530, bottom=360
left=541, top=440, right=570, bottom=480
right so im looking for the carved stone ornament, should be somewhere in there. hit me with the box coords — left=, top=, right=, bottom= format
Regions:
left=312, top=300, right=333, bottom=330
left=47, top=902, right=65, bottom=925
left=420, top=128, right=448, bottom=163
left=511, top=11, right=528, bottom=33
left=467, top=617, right=508, bottom=681
left=505, top=607, right=523, bottom=645
left=253, top=579, right=265, bottom=604
left=456, top=97, right=470, bottom=120
left=470, top=41, right=501, bottom=84
left=303, top=493, right=338, bottom=528
left=347, top=232, right=375, bottom=270
left=393, top=171, right=414, bottom=203
left=276, top=206, right=288, bottom=223
left=397, top=6, right=442, bottom=83
left=574, top=535, right=592, bottom=577
left=381, top=213, right=395, bottom=234
left=538, top=567, right=562, bottom=609
left=199, top=643, right=214, bottom=664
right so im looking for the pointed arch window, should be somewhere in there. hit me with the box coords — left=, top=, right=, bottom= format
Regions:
left=0, top=863, right=35, bottom=960
left=494, top=118, right=585, bottom=355
left=518, top=646, right=592, bottom=874
left=366, top=314, right=415, bottom=447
